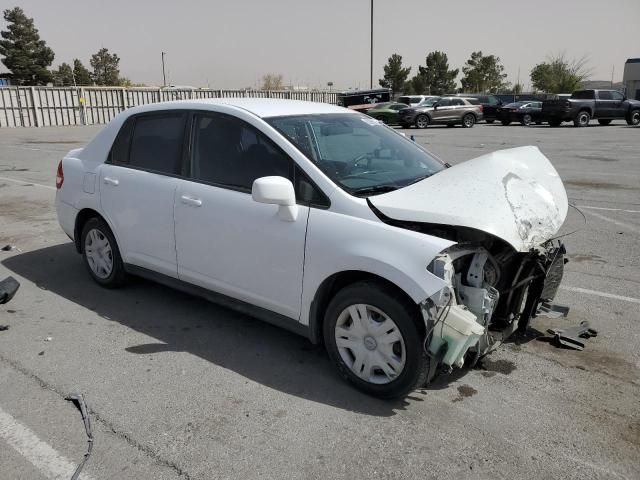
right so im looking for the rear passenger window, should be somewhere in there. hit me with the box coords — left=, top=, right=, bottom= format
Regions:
left=452, top=99, right=465, bottom=106
left=190, top=113, right=292, bottom=190
left=598, top=91, right=613, bottom=100
left=109, top=117, right=134, bottom=164
left=128, top=113, right=187, bottom=174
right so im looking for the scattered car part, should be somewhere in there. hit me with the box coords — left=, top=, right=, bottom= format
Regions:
left=547, top=321, right=598, bottom=350
left=0, top=276, right=20, bottom=304
left=537, top=301, right=570, bottom=319
left=65, top=393, right=94, bottom=480
left=1, top=244, right=15, bottom=251
left=0, top=325, right=8, bottom=331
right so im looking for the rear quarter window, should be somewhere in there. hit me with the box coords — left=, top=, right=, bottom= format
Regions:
left=128, top=112, right=187, bottom=174
left=109, top=117, right=134, bottom=164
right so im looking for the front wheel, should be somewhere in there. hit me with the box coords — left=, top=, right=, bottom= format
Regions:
left=81, top=217, right=127, bottom=288
left=574, top=110, right=591, bottom=127
left=521, top=114, right=532, bottom=126
left=323, top=282, right=429, bottom=398
left=462, top=113, right=476, bottom=128
left=415, top=114, right=430, bottom=129
left=627, top=110, right=640, bottom=126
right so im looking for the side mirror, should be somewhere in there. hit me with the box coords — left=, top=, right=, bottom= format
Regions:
left=252, top=176, right=298, bottom=221
left=433, top=104, right=439, bottom=110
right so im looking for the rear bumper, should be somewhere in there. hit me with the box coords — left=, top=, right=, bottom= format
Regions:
left=55, top=194, right=78, bottom=241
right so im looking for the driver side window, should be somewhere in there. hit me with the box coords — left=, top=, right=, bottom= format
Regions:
left=190, top=113, right=292, bottom=191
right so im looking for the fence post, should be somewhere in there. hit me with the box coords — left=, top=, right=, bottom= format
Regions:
left=121, top=87, right=128, bottom=112
left=156, top=88, right=162, bottom=103
left=29, top=87, right=40, bottom=127
left=79, top=88, right=87, bottom=125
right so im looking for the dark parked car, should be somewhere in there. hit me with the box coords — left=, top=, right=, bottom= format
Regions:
left=497, top=101, right=543, bottom=126
left=366, top=102, right=409, bottom=124
left=398, top=97, right=483, bottom=128
left=541, top=89, right=640, bottom=127
left=451, top=93, right=503, bottom=123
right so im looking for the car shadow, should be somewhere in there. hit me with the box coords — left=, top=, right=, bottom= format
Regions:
left=2, top=243, right=456, bottom=416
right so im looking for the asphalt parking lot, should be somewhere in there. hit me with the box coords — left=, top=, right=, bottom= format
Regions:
left=0, top=120, right=639, bottom=479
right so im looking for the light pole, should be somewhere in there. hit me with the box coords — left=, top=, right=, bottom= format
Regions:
left=161, top=51, right=167, bottom=87
left=370, top=0, right=373, bottom=89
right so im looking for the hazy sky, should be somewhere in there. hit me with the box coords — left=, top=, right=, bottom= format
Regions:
left=3, top=0, right=639, bottom=89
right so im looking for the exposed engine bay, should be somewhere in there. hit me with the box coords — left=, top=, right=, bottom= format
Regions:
left=421, top=230, right=567, bottom=375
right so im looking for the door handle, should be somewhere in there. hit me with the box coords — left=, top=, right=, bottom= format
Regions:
left=103, top=177, right=119, bottom=186
left=180, top=195, right=202, bottom=207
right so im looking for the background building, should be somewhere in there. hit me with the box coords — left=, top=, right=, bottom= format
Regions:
left=623, top=58, right=640, bottom=100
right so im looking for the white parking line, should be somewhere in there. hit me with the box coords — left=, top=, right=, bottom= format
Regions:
left=561, top=286, right=640, bottom=304
left=578, top=205, right=640, bottom=214
left=582, top=209, right=640, bottom=234
left=0, top=176, right=56, bottom=190
left=0, top=405, right=95, bottom=480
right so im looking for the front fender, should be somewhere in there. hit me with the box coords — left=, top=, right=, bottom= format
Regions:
left=300, top=209, right=454, bottom=326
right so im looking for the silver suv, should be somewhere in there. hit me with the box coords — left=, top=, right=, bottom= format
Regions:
left=399, top=97, right=484, bottom=129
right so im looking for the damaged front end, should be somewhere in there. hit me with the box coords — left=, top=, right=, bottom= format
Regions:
left=422, top=239, right=567, bottom=374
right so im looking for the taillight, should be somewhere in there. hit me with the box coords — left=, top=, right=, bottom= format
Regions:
left=479, top=104, right=484, bottom=112
left=56, top=160, right=64, bottom=189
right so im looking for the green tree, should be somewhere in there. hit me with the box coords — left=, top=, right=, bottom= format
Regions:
left=0, top=7, right=54, bottom=85
left=378, top=53, right=411, bottom=96
left=420, top=51, right=458, bottom=95
left=90, top=48, right=121, bottom=86
left=460, top=51, right=509, bottom=93
left=52, top=62, right=74, bottom=86
left=407, top=70, right=428, bottom=95
left=530, top=53, right=591, bottom=93
left=73, top=59, right=92, bottom=85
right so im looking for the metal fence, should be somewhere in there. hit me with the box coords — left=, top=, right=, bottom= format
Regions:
left=0, top=87, right=338, bottom=128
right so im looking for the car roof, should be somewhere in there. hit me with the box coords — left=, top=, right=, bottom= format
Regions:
left=123, top=98, right=350, bottom=119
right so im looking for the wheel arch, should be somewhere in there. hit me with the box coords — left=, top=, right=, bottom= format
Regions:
left=74, top=208, right=114, bottom=253
left=307, top=270, right=425, bottom=345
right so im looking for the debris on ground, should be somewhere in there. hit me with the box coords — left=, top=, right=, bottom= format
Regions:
left=0, top=276, right=20, bottom=304
left=1, top=244, right=15, bottom=251
left=0, top=325, right=8, bottom=331
left=44, top=336, right=52, bottom=342
left=547, top=321, right=598, bottom=351
left=65, top=393, right=94, bottom=480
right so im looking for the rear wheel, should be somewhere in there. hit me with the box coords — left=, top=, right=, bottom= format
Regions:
left=598, top=119, right=612, bottom=126
left=323, top=282, right=428, bottom=398
left=415, top=114, right=430, bottom=129
left=521, top=114, right=532, bottom=126
left=462, top=113, right=476, bottom=128
left=626, top=109, right=640, bottom=126
left=574, top=110, right=591, bottom=127
left=81, top=217, right=127, bottom=288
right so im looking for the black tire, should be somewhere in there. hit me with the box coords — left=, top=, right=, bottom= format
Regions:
left=574, top=110, right=591, bottom=127
left=521, top=113, right=532, bottom=126
left=80, top=217, right=127, bottom=288
left=414, top=114, right=430, bottom=129
left=485, top=118, right=495, bottom=124
left=598, top=119, right=612, bottom=126
left=548, top=118, right=562, bottom=127
left=323, top=281, right=429, bottom=399
left=501, top=120, right=511, bottom=126
left=462, top=113, right=476, bottom=128
left=626, top=109, right=640, bottom=126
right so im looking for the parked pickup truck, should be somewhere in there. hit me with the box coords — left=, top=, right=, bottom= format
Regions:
left=541, top=89, right=640, bottom=127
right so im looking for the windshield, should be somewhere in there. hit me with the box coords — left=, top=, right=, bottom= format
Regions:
left=266, top=113, right=446, bottom=196
left=418, top=97, right=440, bottom=107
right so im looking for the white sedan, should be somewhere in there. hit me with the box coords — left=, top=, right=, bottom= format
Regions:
left=56, top=98, right=569, bottom=398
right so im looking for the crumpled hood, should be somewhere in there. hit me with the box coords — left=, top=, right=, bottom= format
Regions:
left=369, top=146, right=568, bottom=252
